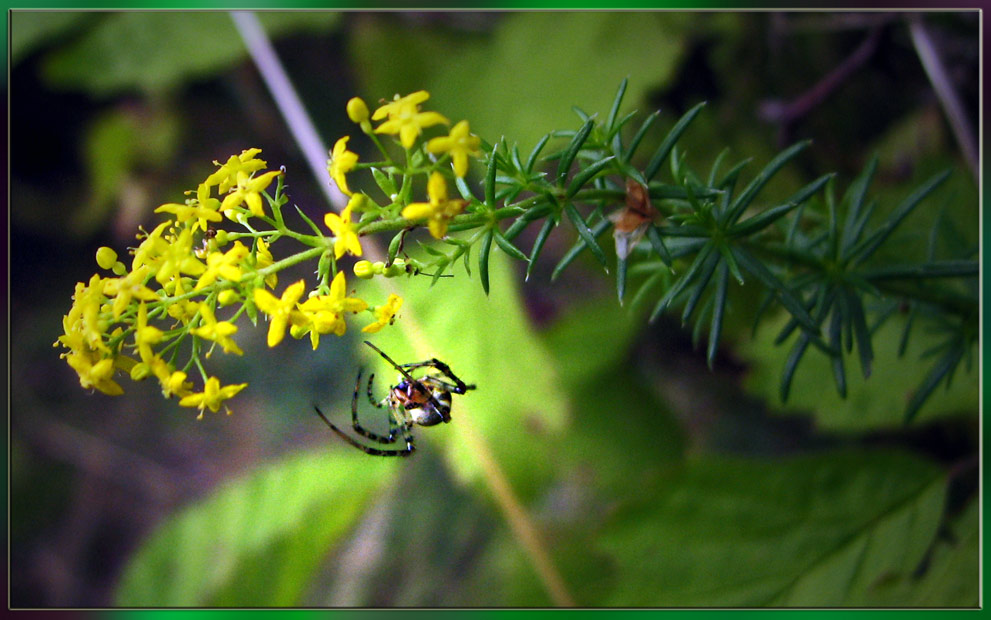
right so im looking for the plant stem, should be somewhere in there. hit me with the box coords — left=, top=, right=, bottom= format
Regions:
left=230, top=11, right=346, bottom=212
left=908, top=15, right=979, bottom=182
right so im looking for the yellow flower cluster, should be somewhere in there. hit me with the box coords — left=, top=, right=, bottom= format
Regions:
left=55, top=148, right=283, bottom=416
left=56, top=147, right=404, bottom=417
left=58, top=88, right=489, bottom=415
left=328, top=90, right=481, bottom=240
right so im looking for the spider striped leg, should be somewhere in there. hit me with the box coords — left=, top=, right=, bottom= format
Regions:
left=365, top=371, right=384, bottom=408
left=314, top=406, right=414, bottom=457
left=399, top=359, right=476, bottom=394
left=348, top=369, right=402, bottom=444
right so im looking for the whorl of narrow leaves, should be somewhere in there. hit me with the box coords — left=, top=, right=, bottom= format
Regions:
left=407, top=82, right=974, bottom=422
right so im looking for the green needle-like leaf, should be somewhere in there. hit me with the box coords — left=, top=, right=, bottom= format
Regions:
left=646, top=225, right=674, bottom=267
left=645, top=101, right=706, bottom=181
left=606, top=77, right=628, bottom=133
left=387, top=229, right=405, bottom=263
left=371, top=167, right=397, bottom=198
left=691, top=294, right=714, bottom=350
left=510, top=144, right=524, bottom=173
left=454, top=174, right=476, bottom=202
left=845, top=289, right=873, bottom=379
left=780, top=332, right=812, bottom=402
left=609, top=110, right=638, bottom=148
left=527, top=217, right=557, bottom=281
left=905, top=344, right=965, bottom=423
left=731, top=245, right=818, bottom=333
left=551, top=216, right=611, bottom=281
left=492, top=228, right=529, bottom=262
left=557, top=118, right=595, bottom=186
left=717, top=244, right=745, bottom=285
left=840, top=154, right=878, bottom=255
left=729, top=174, right=832, bottom=238
left=716, top=157, right=752, bottom=198
left=680, top=250, right=720, bottom=325
left=624, top=109, right=659, bottom=164
left=484, top=143, right=499, bottom=208
left=563, top=202, right=609, bottom=269
left=525, top=133, right=551, bottom=174
left=478, top=227, right=494, bottom=295
left=650, top=241, right=715, bottom=322
left=502, top=216, right=531, bottom=242
left=707, top=261, right=729, bottom=368
left=294, top=205, right=323, bottom=237
left=724, top=140, right=811, bottom=225
left=849, top=169, right=951, bottom=265
left=566, top=155, right=616, bottom=199
left=896, top=306, right=918, bottom=358
left=707, top=147, right=731, bottom=186
left=828, top=309, right=847, bottom=398
left=616, top=255, right=627, bottom=305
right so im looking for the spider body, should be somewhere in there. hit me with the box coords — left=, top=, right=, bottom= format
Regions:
left=314, top=340, right=475, bottom=456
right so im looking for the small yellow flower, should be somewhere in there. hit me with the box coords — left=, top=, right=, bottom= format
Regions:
left=254, top=237, right=278, bottom=289
left=292, top=272, right=368, bottom=349
left=372, top=91, right=449, bottom=149
left=196, top=241, right=249, bottom=290
left=191, top=303, right=243, bottom=356
left=131, top=222, right=171, bottom=272
left=166, top=299, right=200, bottom=324
left=205, top=148, right=267, bottom=194
left=327, top=136, right=359, bottom=196
left=401, top=172, right=466, bottom=239
left=59, top=274, right=111, bottom=354
left=152, top=227, right=206, bottom=289
left=101, top=265, right=158, bottom=320
left=64, top=350, right=124, bottom=396
left=324, top=195, right=364, bottom=259
left=158, top=365, right=193, bottom=399
left=362, top=294, right=403, bottom=333
left=221, top=169, right=282, bottom=219
left=427, top=120, right=481, bottom=178
left=179, top=376, right=248, bottom=418
left=156, top=183, right=223, bottom=232
left=133, top=302, right=164, bottom=364
left=254, top=279, right=306, bottom=347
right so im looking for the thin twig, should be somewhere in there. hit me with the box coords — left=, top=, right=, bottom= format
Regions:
left=230, top=11, right=574, bottom=606
left=759, top=24, right=883, bottom=145
left=908, top=15, right=979, bottom=182
left=230, top=11, right=348, bottom=212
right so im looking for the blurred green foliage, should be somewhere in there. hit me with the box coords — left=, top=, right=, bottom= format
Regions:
left=10, top=11, right=978, bottom=608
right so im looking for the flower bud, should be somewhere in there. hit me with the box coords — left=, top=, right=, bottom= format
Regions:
left=353, top=260, right=376, bottom=279
left=130, top=362, right=151, bottom=382
left=382, top=260, right=408, bottom=278
left=218, top=289, right=240, bottom=306
left=346, top=97, right=370, bottom=124
left=96, top=247, right=118, bottom=270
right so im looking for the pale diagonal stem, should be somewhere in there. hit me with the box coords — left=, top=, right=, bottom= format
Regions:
left=230, top=11, right=574, bottom=606
left=230, top=11, right=347, bottom=212
left=908, top=15, right=979, bottom=182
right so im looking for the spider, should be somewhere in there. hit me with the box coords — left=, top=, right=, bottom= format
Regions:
left=314, top=340, right=476, bottom=457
